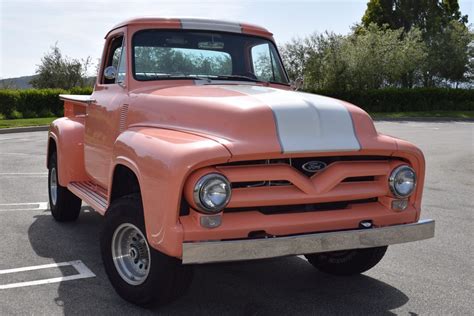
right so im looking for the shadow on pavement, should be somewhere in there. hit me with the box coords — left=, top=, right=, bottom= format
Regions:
left=28, top=208, right=409, bottom=315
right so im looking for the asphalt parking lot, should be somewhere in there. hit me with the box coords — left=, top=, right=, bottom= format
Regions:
left=0, top=121, right=472, bottom=315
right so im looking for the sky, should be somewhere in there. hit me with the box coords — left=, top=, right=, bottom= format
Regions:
left=1, top=0, right=473, bottom=79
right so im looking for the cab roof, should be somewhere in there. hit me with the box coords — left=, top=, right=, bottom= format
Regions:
left=107, top=17, right=273, bottom=39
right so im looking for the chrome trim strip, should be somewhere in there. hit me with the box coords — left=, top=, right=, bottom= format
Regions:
left=182, top=219, right=435, bottom=264
left=59, top=94, right=96, bottom=104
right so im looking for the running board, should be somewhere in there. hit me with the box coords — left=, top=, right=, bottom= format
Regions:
left=68, top=181, right=108, bottom=214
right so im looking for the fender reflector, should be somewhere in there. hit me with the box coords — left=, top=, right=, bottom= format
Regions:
left=200, top=214, right=222, bottom=228
left=392, top=199, right=409, bottom=211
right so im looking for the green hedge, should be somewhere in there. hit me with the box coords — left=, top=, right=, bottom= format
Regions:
left=307, top=88, right=474, bottom=113
left=0, top=87, right=472, bottom=119
left=0, top=87, right=93, bottom=119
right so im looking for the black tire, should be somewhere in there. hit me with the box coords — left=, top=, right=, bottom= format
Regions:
left=48, top=151, right=82, bottom=222
left=101, top=194, right=193, bottom=307
left=305, top=246, right=388, bottom=276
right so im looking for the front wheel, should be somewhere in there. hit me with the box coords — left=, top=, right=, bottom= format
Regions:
left=101, top=194, right=193, bottom=307
left=305, top=246, right=388, bottom=276
left=48, top=151, right=81, bottom=222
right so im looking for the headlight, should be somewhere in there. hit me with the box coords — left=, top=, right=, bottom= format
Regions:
left=389, top=165, right=416, bottom=198
left=193, top=173, right=231, bottom=213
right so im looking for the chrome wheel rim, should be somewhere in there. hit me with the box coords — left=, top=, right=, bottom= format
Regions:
left=49, top=167, right=58, bottom=206
left=111, top=223, right=151, bottom=285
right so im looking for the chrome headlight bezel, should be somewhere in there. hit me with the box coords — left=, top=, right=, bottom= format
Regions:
left=389, top=165, right=417, bottom=198
left=193, top=173, right=232, bottom=214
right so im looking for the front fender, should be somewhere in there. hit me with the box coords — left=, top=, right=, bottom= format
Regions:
left=48, top=117, right=89, bottom=186
left=393, top=138, right=426, bottom=220
left=110, top=127, right=231, bottom=258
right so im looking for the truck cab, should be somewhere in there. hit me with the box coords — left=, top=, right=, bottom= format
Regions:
left=47, top=17, right=434, bottom=306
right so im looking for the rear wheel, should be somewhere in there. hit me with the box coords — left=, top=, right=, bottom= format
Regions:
left=101, top=194, right=193, bottom=306
left=48, top=151, right=81, bottom=222
left=305, top=246, right=388, bottom=276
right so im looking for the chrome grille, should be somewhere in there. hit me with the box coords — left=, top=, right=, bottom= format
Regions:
left=227, top=156, right=389, bottom=188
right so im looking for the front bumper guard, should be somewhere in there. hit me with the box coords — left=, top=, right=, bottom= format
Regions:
left=182, top=219, right=435, bottom=264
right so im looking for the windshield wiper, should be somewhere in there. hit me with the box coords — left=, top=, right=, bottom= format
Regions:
left=212, top=75, right=267, bottom=83
left=138, top=73, right=200, bottom=81
left=138, top=73, right=275, bottom=84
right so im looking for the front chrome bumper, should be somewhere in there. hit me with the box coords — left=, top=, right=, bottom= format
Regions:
left=182, top=219, right=435, bottom=264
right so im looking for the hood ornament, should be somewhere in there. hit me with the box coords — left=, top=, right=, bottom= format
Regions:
left=302, top=161, right=327, bottom=173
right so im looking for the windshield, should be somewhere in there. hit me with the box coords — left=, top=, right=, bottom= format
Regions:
left=132, top=29, right=289, bottom=85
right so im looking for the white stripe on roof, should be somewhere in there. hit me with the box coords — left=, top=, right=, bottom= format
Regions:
left=180, top=18, right=242, bottom=33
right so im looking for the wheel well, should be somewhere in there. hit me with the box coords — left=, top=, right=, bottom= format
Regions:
left=110, top=165, right=141, bottom=202
left=47, top=138, right=57, bottom=168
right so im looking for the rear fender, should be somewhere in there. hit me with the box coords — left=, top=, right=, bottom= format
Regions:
left=47, top=117, right=89, bottom=186
left=110, top=127, right=231, bottom=258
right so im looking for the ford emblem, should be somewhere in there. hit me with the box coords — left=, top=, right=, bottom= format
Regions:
left=302, top=161, right=327, bottom=173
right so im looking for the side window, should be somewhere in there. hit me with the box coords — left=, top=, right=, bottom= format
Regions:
left=251, top=43, right=283, bottom=83
left=102, top=35, right=124, bottom=84
left=117, top=48, right=126, bottom=84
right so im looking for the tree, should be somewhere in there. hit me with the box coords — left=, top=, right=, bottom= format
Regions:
left=346, top=24, right=427, bottom=89
left=281, top=24, right=427, bottom=90
left=362, top=0, right=468, bottom=35
left=307, top=32, right=349, bottom=90
left=280, top=37, right=311, bottom=81
left=281, top=32, right=350, bottom=90
left=362, top=0, right=471, bottom=86
left=424, top=21, right=474, bottom=86
left=30, top=44, right=91, bottom=89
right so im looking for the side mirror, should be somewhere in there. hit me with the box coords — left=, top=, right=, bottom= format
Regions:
left=104, top=66, right=117, bottom=80
left=291, top=77, right=304, bottom=91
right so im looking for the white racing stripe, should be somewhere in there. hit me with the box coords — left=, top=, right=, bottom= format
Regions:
left=222, top=86, right=361, bottom=153
left=0, top=260, right=96, bottom=290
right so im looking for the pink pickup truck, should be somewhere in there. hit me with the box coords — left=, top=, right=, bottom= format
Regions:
left=47, top=17, right=435, bottom=306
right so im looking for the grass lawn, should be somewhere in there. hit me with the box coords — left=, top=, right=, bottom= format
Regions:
left=371, top=111, right=474, bottom=119
left=0, top=117, right=57, bottom=129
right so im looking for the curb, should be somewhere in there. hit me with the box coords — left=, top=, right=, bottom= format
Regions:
left=0, top=126, right=49, bottom=134
left=374, top=117, right=474, bottom=122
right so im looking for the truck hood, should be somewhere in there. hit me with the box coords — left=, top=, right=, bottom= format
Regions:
left=128, top=84, right=394, bottom=157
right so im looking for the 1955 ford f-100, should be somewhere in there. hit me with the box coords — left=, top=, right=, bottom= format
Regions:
left=47, top=17, right=435, bottom=306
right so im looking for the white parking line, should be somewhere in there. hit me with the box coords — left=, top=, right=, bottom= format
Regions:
left=0, top=172, right=48, bottom=178
left=0, top=173, right=47, bottom=175
left=0, top=260, right=96, bottom=290
left=0, top=153, right=37, bottom=156
left=0, top=202, right=49, bottom=212
left=0, top=138, right=35, bottom=142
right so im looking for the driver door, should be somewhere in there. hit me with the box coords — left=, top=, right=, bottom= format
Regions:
left=85, top=30, right=128, bottom=188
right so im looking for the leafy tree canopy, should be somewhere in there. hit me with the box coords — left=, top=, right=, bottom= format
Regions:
left=30, top=44, right=91, bottom=89
left=281, top=24, right=429, bottom=90
left=362, top=0, right=468, bottom=37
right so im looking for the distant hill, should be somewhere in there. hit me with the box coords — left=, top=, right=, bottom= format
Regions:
left=0, top=75, right=36, bottom=89
left=0, top=75, right=96, bottom=89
